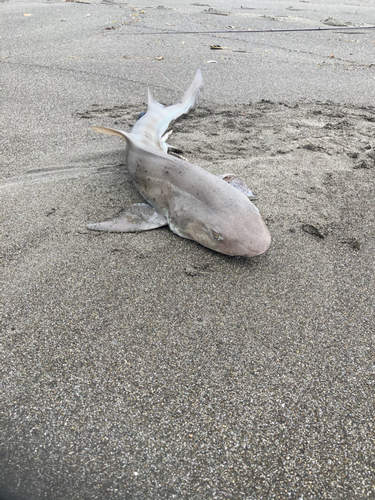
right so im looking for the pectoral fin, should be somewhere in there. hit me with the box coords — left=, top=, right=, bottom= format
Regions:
left=87, top=203, right=168, bottom=232
left=220, top=173, right=255, bottom=197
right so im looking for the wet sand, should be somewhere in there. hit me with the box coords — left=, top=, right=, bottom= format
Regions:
left=1, top=0, right=374, bottom=498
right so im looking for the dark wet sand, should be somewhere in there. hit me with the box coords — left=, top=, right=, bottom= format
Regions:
left=1, top=1, right=374, bottom=498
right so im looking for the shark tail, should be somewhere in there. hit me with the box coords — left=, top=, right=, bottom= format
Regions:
left=155, top=69, right=204, bottom=139
left=92, top=70, right=204, bottom=152
left=176, top=68, right=204, bottom=113
left=131, top=70, right=204, bottom=148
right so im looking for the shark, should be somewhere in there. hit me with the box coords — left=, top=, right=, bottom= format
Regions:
left=88, top=69, right=271, bottom=257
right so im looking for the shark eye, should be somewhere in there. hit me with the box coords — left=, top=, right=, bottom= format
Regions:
left=211, top=229, right=223, bottom=241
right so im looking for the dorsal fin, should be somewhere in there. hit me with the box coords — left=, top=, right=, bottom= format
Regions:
left=91, top=126, right=128, bottom=140
left=147, top=88, right=162, bottom=109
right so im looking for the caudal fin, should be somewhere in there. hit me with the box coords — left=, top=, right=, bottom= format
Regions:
left=131, top=70, right=204, bottom=148
left=155, top=69, right=204, bottom=138
left=180, top=68, right=204, bottom=110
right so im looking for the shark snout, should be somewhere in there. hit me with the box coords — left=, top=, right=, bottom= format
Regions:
left=218, top=224, right=271, bottom=257
left=239, top=227, right=271, bottom=257
left=235, top=214, right=271, bottom=257
left=183, top=214, right=271, bottom=257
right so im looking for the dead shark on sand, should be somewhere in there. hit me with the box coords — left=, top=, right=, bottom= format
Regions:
left=89, top=70, right=271, bottom=257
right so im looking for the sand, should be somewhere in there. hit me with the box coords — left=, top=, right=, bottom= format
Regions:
left=1, top=0, right=374, bottom=498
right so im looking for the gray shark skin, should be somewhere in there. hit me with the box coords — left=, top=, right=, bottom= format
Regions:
left=89, top=70, right=271, bottom=257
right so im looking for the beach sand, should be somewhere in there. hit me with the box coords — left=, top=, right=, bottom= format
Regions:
left=1, top=1, right=374, bottom=498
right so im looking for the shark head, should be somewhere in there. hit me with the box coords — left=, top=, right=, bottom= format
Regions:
left=169, top=202, right=271, bottom=257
